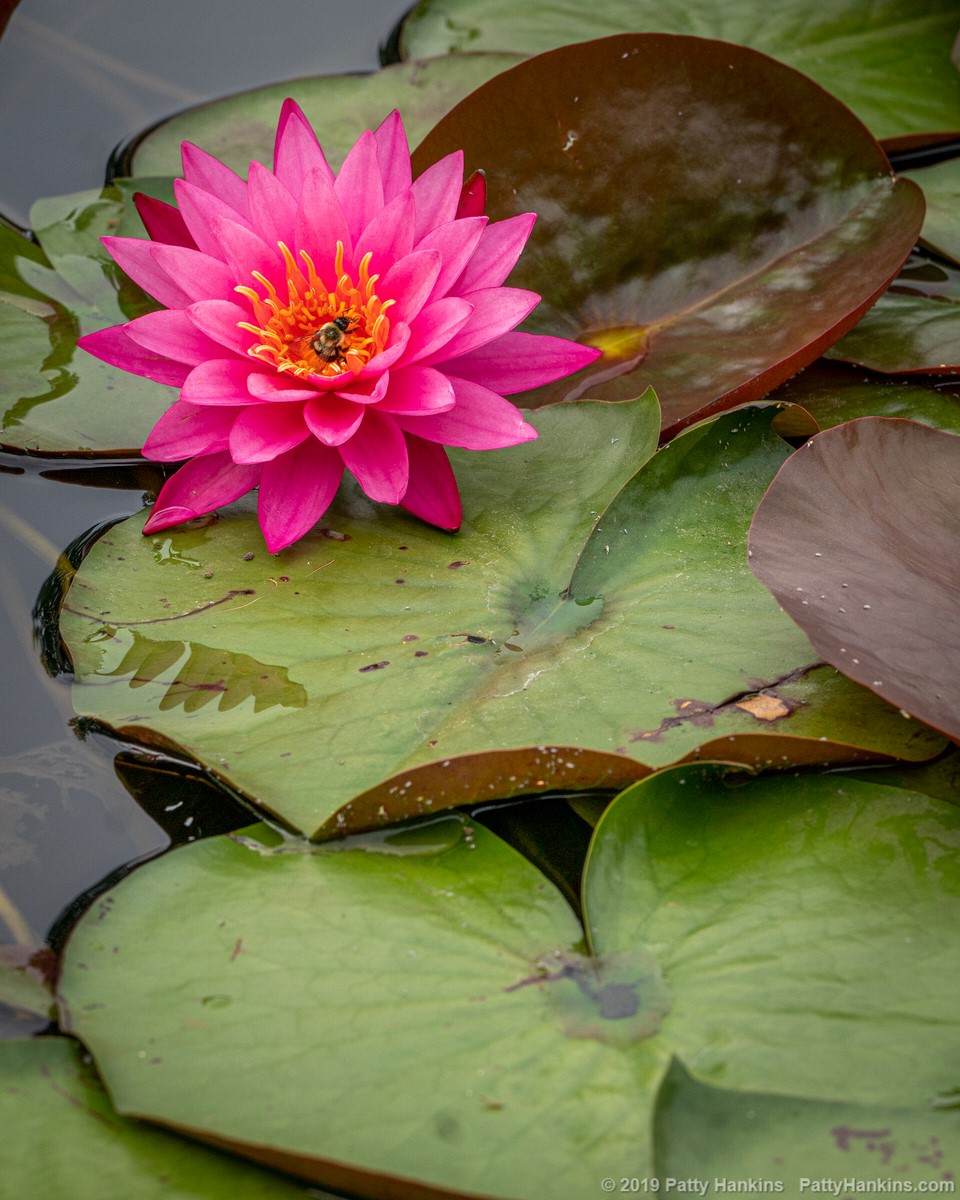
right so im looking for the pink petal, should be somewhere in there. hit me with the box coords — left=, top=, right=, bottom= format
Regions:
left=187, top=299, right=252, bottom=356
left=394, top=375, right=537, bottom=450
left=150, top=244, right=235, bottom=302
left=335, top=129, right=384, bottom=246
left=410, top=151, right=463, bottom=241
left=258, top=438, right=343, bottom=552
left=229, top=403, right=310, bottom=463
left=181, top=142, right=249, bottom=217
left=377, top=248, right=441, bottom=320
left=174, top=178, right=251, bottom=259
left=304, top=395, right=365, bottom=446
left=274, top=98, right=335, bottom=195
left=295, top=167, right=352, bottom=282
left=356, top=189, right=415, bottom=267
left=375, top=365, right=454, bottom=415
left=424, top=286, right=539, bottom=364
left=247, top=160, right=298, bottom=249
left=142, top=451, right=260, bottom=534
left=143, top=400, right=237, bottom=461
left=415, top=216, right=486, bottom=304
left=453, top=213, right=536, bottom=293
left=357, top=323, right=411, bottom=377
left=247, top=370, right=354, bottom=400
left=440, top=331, right=601, bottom=395
left=338, top=408, right=409, bottom=504
left=213, top=216, right=282, bottom=289
left=400, top=433, right=462, bottom=530
left=134, top=193, right=196, bottom=249
left=335, top=372, right=389, bottom=405
left=456, top=169, right=486, bottom=219
left=401, top=297, right=473, bottom=366
left=181, top=358, right=261, bottom=406
left=124, top=309, right=226, bottom=366
left=101, top=236, right=193, bottom=309
left=78, top=326, right=189, bottom=387
left=374, top=110, right=412, bottom=203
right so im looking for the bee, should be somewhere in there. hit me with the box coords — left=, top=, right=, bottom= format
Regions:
left=310, top=315, right=356, bottom=368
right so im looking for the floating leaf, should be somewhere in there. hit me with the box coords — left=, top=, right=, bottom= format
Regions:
left=396, top=0, right=960, bottom=141
left=825, top=291, right=960, bottom=373
left=0, top=944, right=54, bottom=1023
left=125, top=55, right=523, bottom=180
left=903, top=156, right=960, bottom=263
left=411, top=34, right=923, bottom=439
left=0, top=1037, right=319, bottom=1198
left=61, top=399, right=942, bottom=839
left=59, top=767, right=960, bottom=1197
left=0, top=182, right=176, bottom=455
left=654, top=1059, right=960, bottom=1182
left=749, top=417, right=960, bottom=742
left=770, top=359, right=960, bottom=434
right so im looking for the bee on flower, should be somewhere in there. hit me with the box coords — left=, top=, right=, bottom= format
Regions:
left=80, top=102, right=599, bottom=551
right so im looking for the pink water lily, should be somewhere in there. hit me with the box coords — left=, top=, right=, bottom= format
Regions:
left=80, top=102, right=599, bottom=551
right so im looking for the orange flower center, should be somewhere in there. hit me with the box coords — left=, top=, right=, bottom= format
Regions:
left=236, top=241, right=393, bottom=379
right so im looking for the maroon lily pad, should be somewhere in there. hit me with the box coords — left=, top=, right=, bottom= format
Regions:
left=748, top=417, right=960, bottom=743
left=412, top=34, right=924, bottom=440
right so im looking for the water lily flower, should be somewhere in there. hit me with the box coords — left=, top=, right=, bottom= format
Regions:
left=79, top=102, right=599, bottom=551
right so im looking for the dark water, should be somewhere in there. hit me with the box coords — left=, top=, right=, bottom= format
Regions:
left=0, top=0, right=414, bottom=952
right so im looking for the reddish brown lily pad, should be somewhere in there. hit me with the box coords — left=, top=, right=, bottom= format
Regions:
left=412, top=34, right=924, bottom=440
left=749, top=417, right=960, bottom=743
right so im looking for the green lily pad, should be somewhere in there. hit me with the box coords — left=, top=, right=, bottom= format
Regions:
left=396, top=0, right=960, bottom=141
left=770, top=360, right=960, bottom=434
left=412, top=34, right=923, bottom=439
left=59, top=767, right=960, bottom=1197
left=61, top=399, right=942, bottom=839
left=903, top=156, right=960, bottom=263
left=125, top=54, right=524, bottom=180
left=826, top=292, right=960, bottom=374
left=0, top=944, right=54, bottom=1024
left=749, top=417, right=960, bottom=743
left=0, top=180, right=177, bottom=456
left=654, top=1059, right=960, bottom=1182
left=0, top=1037, right=320, bottom=1198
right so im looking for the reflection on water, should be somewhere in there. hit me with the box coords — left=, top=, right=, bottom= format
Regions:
left=95, top=628, right=308, bottom=715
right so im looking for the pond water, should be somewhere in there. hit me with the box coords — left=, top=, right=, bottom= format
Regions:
left=0, top=0, right=415, bottom=961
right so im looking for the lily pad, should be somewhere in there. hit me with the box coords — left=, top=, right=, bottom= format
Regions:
left=0, top=1037, right=320, bottom=1198
left=654, top=1059, right=960, bottom=1181
left=749, top=416, right=960, bottom=743
left=125, top=54, right=524, bottom=181
left=902, top=155, right=960, bottom=263
left=770, top=359, right=960, bottom=434
left=825, top=292, right=960, bottom=374
left=0, top=181, right=176, bottom=456
left=60, top=399, right=943, bottom=839
left=0, top=944, right=54, bottom=1024
left=58, top=766, right=960, bottom=1197
left=411, top=34, right=924, bottom=439
left=396, top=0, right=960, bottom=141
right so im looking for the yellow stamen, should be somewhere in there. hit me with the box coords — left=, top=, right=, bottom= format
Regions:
left=234, top=240, right=393, bottom=379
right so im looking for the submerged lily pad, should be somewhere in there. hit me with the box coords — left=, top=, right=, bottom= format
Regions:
left=60, top=398, right=942, bottom=839
left=0, top=181, right=176, bottom=456
left=59, top=767, right=960, bottom=1197
left=0, top=1037, right=318, bottom=1198
left=412, top=34, right=923, bottom=439
left=125, top=54, right=523, bottom=180
left=396, top=0, right=960, bottom=141
left=749, top=416, right=960, bottom=743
